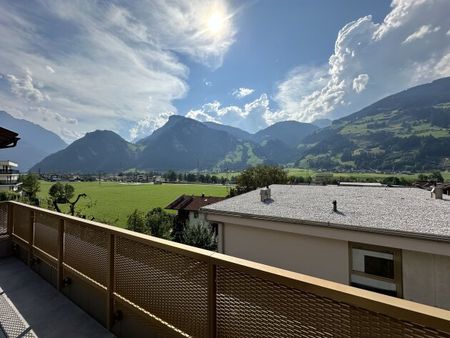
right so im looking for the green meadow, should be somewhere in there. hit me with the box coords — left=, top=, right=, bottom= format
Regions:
left=37, top=181, right=229, bottom=228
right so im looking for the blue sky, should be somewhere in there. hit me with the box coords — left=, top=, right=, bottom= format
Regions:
left=0, top=0, right=449, bottom=142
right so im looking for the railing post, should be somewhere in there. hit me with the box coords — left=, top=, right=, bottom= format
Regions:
left=7, top=203, right=13, bottom=235
left=208, top=262, right=217, bottom=338
left=106, top=233, right=115, bottom=330
left=28, top=210, right=35, bottom=266
left=57, top=218, right=64, bottom=291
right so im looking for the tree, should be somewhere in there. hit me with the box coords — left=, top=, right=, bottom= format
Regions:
left=182, top=219, right=217, bottom=251
left=21, top=174, right=40, bottom=200
left=49, top=182, right=86, bottom=215
left=126, top=209, right=146, bottom=233
left=430, top=171, right=444, bottom=183
left=145, top=207, right=173, bottom=240
left=231, top=165, right=288, bottom=195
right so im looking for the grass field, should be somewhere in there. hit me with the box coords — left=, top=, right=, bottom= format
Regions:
left=37, top=181, right=229, bottom=228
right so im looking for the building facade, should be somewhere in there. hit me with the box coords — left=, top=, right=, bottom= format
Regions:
left=202, top=185, right=450, bottom=310
left=0, top=160, right=20, bottom=192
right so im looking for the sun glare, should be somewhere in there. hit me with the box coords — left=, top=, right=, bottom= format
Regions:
left=207, top=12, right=225, bottom=34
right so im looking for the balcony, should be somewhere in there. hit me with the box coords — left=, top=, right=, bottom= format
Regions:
left=0, top=169, right=19, bottom=175
left=1, top=201, right=449, bottom=337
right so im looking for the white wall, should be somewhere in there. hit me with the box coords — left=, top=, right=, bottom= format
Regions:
left=223, top=222, right=349, bottom=284
left=403, top=250, right=450, bottom=310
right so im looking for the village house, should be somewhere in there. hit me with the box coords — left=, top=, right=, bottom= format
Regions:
left=166, top=194, right=226, bottom=225
left=201, top=184, right=450, bottom=310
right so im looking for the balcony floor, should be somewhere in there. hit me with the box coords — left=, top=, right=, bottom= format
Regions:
left=0, top=257, right=114, bottom=338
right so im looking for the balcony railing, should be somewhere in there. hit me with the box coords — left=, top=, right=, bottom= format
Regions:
left=0, top=169, right=19, bottom=174
left=0, top=201, right=449, bottom=337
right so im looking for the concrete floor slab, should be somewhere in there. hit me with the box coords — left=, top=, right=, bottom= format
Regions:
left=0, top=257, right=114, bottom=338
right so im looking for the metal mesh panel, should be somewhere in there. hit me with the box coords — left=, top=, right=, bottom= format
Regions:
left=216, top=266, right=450, bottom=338
left=12, top=206, right=32, bottom=242
left=115, top=236, right=209, bottom=337
left=0, top=204, right=7, bottom=235
left=64, top=220, right=108, bottom=286
left=34, top=212, right=59, bottom=258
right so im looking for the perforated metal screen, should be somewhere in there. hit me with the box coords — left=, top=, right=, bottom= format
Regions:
left=216, top=266, right=450, bottom=338
left=4, top=202, right=450, bottom=338
left=64, top=220, right=109, bottom=286
left=0, top=204, right=7, bottom=235
left=115, top=236, right=209, bottom=337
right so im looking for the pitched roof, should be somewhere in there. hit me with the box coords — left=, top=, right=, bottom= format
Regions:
left=166, top=195, right=226, bottom=212
left=202, top=184, right=450, bottom=241
left=0, top=127, right=20, bottom=149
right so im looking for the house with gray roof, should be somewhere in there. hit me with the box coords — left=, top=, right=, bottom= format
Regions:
left=201, top=184, right=450, bottom=310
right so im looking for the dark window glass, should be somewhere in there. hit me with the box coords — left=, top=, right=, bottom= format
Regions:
left=350, top=282, right=397, bottom=297
left=364, top=255, right=394, bottom=279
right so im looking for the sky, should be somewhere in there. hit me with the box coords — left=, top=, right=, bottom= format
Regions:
left=0, top=0, right=449, bottom=143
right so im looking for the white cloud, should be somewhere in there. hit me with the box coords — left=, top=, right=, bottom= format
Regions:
left=272, top=0, right=450, bottom=123
left=129, top=111, right=174, bottom=141
left=186, top=94, right=273, bottom=132
left=6, top=69, right=50, bottom=102
left=402, top=25, right=440, bottom=44
left=0, top=1, right=236, bottom=142
left=352, top=74, right=369, bottom=93
left=45, top=65, right=55, bottom=74
left=232, top=87, right=254, bottom=99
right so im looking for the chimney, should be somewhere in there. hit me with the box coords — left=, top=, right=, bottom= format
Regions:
left=431, top=186, right=443, bottom=200
left=332, top=200, right=337, bottom=212
left=260, top=187, right=271, bottom=202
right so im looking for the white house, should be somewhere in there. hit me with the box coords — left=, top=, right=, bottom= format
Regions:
left=201, top=184, right=450, bottom=310
left=0, top=160, right=21, bottom=192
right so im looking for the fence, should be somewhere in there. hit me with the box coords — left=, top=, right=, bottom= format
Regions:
left=1, top=201, right=450, bottom=337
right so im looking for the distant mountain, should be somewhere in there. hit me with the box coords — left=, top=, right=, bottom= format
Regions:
left=203, top=121, right=253, bottom=141
left=137, top=115, right=241, bottom=170
left=312, top=118, right=332, bottom=128
left=253, top=121, right=318, bottom=147
left=30, top=130, right=137, bottom=173
left=32, top=115, right=313, bottom=172
left=0, top=111, right=67, bottom=171
left=297, top=77, right=450, bottom=171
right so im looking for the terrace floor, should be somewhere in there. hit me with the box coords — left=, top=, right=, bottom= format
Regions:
left=0, top=257, right=114, bottom=338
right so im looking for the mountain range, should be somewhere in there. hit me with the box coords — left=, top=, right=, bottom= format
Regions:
left=0, top=111, right=67, bottom=170
left=30, top=116, right=316, bottom=173
left=297, top=77, right=450, bottom=171
left=7, top=77, right=450, bottom=173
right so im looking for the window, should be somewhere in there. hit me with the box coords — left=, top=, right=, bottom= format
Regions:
left=349, top=243, right=402, bottom=297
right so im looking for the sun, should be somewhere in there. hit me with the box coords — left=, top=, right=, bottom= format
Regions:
left=207, top=12, right=225, bottom=34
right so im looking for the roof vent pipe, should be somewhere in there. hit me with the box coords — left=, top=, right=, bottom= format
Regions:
left=332, top=200, right=337, bottom=212
left=260, top=187, right=271, bottom=202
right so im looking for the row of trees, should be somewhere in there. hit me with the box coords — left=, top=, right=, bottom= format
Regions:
left=126, top=208, right=217, bottom=250
left=163, top=170, right=229, bottom=184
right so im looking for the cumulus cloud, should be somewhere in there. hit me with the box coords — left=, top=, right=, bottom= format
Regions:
left=6, top=69, right=50, bottom=102
left=352, top=74, right=369, bottom=93
left=402, top=25, right=440, bottom=44
left=0, top=0, right=236, bottom=142
left=186, top=94, right=273, bottom=132
left=129, top=111, right=175, bottom=141
left=271, top=0, right=450, bottom=123
left=232, top=87, right=254, bottom=99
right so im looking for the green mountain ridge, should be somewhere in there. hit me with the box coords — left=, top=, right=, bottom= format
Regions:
left=297, top=77, right=450, bottom=171
left=31, top=116, right=315, bottom=173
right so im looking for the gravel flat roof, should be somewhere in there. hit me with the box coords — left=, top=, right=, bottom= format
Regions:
left=202, top=185, right=450, bottom=240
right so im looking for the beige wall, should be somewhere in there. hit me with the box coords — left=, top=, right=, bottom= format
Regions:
left=403, top=250, right=450, bottom=310
left=223, top=222, right=349, bottom=284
